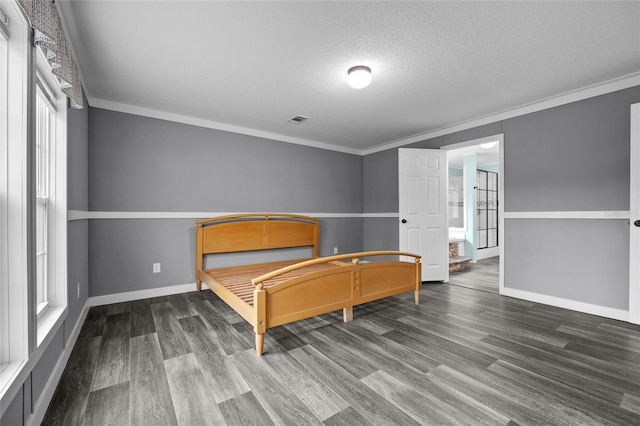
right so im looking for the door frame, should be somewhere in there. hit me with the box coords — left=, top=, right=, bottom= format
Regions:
left=630, top=103, right=639, bottom=325
left=441, top=134, right=505, bottom=293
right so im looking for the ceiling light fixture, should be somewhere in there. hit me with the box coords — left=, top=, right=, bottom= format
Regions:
left=480, top=141, right=498, bottom=149
left=347, top=65, right=372, bottom=89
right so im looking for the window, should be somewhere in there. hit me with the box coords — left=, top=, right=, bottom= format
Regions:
left=1, top=0, right=68, bottom=409
left=35, top=77, right=54, bottom=317
left=34, top=45, right=67, bottom=345
left=476, top=170, right=499, bottom=249
left=0, top=7, right=10, bottom=376
left=0, top=0, right=31, bottom=400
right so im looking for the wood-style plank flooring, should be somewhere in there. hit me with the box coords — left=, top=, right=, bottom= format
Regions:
left=42, top=283, right=640, bottom=425
left=449, top=256, right=500, bottom=293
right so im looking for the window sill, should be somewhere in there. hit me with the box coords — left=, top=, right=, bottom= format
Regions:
left=0, top=359, right=27, bottom=406
left=37, top=305, right=66, bottom=348
left=1, top=305, right=67, bottom=417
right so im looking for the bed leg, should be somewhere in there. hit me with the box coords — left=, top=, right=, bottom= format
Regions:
left=255, top=333, right=264, bottom=356
left=414, top=288, right=420, bottom=305
left=196, top=279, right=201, bottom=292
left=343, top=306, right=353, bottom=322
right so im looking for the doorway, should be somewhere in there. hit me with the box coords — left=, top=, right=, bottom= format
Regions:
left=441, top=135, right=504, bottom=293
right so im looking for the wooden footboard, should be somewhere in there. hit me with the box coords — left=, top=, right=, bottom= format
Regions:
left=252, top=251, right=421, bottom=355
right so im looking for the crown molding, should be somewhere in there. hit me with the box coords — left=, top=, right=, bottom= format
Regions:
left=362, top=72, right=640, bottom=155
left=67, top=210, right=396, bottom=221
left=86, top=97, right=361, bottom=156
left=85, top=72, right=640, bottom=157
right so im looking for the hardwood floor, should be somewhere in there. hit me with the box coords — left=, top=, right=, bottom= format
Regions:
left=42, top=284, right=640, bottom=425
left=449, top=256, right=500, bottom=293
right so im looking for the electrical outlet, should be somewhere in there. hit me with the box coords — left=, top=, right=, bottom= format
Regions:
left=153, top=263, right=161, bottom=274
left=333, top=247, right=338, bottom=254
left=77, top=283, right=80, bottom=299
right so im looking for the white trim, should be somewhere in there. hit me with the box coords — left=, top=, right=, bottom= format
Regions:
left=84, top=74, right=640, bottom=157
left=27, top=302, right=90, bottom=426
left=67, top=209, right=88, bottom=221
left=501, top=287, right=629, bottom=322
left=35, top=306, right=65, bottom=348
left=67, top=210, right=399, bottom=221
left=498, top=137, right=505, bottom=294
left=440, top=135, right=502, bottom=152
left=88, top=98, right=362, bottom=156
left=364, top=72, right=640, bottom=155
left=0, top=308, right=66, bottom=420
left=0, top=3, right=31, bottom=412
left=0, top=4, right=9, bottom=376
left=440, top=134, right=505, bottom=290
left=630, top=103, right=640, bottom=325
left=35, top=39, right=69, bottom=350
left=477, top=247, right=499, bottom=261
left=89, top=282, right=196, bottom=307
left=503, top=211, right=631, bottom=220
left=362, top=212, right=399, bottom=218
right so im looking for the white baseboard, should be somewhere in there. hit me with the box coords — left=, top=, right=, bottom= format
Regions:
left=89, top=282, right=196, bottom=307
left=501, top=287, right=629, bottom=322
left=476, top=247, right=499, bottom=260
left=27, top=301, right=91, bottom=426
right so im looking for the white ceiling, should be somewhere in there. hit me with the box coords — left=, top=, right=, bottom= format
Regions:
left=57, top=1, right=640, bottom=155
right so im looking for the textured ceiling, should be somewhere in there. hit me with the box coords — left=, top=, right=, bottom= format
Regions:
left=58, top=1, right=640, bottom=154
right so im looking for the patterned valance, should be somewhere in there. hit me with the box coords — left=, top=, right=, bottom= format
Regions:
left=17, top=0, right=83, bottom=109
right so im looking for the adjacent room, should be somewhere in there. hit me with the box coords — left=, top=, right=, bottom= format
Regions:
left=445, top=138, right=501, bottom=294
left=1, top=1, right=640, bottom=425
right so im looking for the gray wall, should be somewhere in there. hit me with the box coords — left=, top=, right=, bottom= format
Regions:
left=88, top=109, right=364, bottom=296
left=504, top=219, right=629, bottom=309
left=503, top=92, right=632, bottom=212
left=88, top=109, right=362, bottom=213
left=363, top=86, right=640, bottom=310
left=1, top=99, right=90, bottom=426
left=67, top=99, right=90, bottom=341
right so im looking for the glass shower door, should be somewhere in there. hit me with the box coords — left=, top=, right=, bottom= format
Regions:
left=477, top=170, right=498, bottom=249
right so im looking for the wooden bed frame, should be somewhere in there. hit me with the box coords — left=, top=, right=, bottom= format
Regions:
left=196, top=213, right=421, bottom=356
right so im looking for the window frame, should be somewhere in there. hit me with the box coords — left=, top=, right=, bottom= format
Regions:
left=1, top=0, right=69, bottom=414
left=0, top=7, right=10, bottom=378
left=0, top=0, right=33, bottom=406
left=35, top=74, right=54, bottom=319
left=34, top=40, right=68, bottom=347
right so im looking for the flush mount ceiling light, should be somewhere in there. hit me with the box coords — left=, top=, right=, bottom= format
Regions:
left=347, top=65, right=372, bottom=89
left=481, top=141, right=498, bottom=149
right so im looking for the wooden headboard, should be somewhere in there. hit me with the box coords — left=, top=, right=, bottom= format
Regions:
left=196, top=214, right=320, bottom=264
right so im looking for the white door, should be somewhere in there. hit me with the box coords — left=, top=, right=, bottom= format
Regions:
left=630, top=103, right=640, bottom=325
left=399, top=148, right=449, bottom=282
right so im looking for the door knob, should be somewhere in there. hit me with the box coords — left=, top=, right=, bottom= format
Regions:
left=635, top=220, right=640, bottom=227
left=401, top=219, right=407, bottom=224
